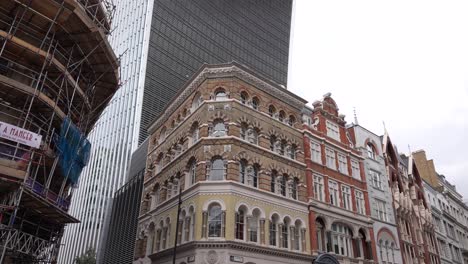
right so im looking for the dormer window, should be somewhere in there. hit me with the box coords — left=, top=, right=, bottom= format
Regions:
left=367, top=143, right=376, bottom=159
left=326, top=120, right=340, bottom=141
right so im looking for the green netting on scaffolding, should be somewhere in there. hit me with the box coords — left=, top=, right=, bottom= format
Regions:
left=56, top=117, right=91, bottom=185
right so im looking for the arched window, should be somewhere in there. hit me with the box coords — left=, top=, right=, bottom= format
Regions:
left=281, top=218, right=289, bottom=249
left=240, top=91, right=249, bottom=104
left=251, top=97, right=259, bottom=110
left=247, top=128, right=258, bottom=144
left=172, top=178, right=179, bottom=196
left=316, top=218, right=325, bottom=252
left=208, top=204, right=222, bottom=237
left=331, top=223, right=353, bottom=257
left=190, top=122, right=199, bottom=145
left=269, top=105, right=276, bottom=117
left=288, top=115, right=296, bottom=126
left=239, top=159, right=247, bottom=184
left=211, top=119, right=227, bottom=137
left=188, top=160, right=197, bottom=185
left=146, top=223, right=155, bottom=255
left=280, top=140, right=287, bottom=156
left=166, top=182, right=172, bottom=200
left=378, top=231, right=397, bottom=263
left=288, top=144, right=297, bottom=159
left=156, top=153, right=163, bottom=173
left=189, top=207, right=195, bottom=241
left=151, top=185, right=160, bottom=210
left=279, top=175, right=286, bottom=196
left=191, top=92, right=202, bottom=110
left=291, top=178, right=299, bottom=200
left=271, top=170, right=277, bottom=193
left=235, top=207, right=246, bottom=240
left=241, top=122, right=249, bottom=140
left=294, top=220, right=302, bottom=251
left=215, top=88, right=227, bottom=101
left=249, top=209, right=261, bottom=243
left=154, top=227, right=162, bottom=253
left=180, top=210, right=187, bottom=244
left=161, top=219, right=170, bottom=250
left=247, top=165, right=259, bottom=188
left=279, top=111, right=285, bottom=122
left=209, top=157, right=225, bottom=181
left=367, top=143, right=376, bottom=159
left=270, top=135, right=277, bottom=151
left=269, top=214, right=280, bottom=246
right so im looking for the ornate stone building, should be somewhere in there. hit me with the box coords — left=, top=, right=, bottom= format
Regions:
left=348, top=124, right=403, bottom=264
left=415, top=150, right=468, bottom=264
left=382, top=134, right=440, bottom=264
left=302, top=94, right=377, bottom=263
left=134, top=63, right=313, bottom=264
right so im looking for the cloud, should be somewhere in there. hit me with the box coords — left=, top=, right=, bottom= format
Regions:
left=289, top=0, right=468, bottom=198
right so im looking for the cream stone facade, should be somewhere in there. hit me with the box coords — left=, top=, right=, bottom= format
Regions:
left=134, top=63, right=313, bottom=264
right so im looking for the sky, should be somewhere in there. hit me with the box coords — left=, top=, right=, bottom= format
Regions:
left=288, top=0, right=468, bottom=199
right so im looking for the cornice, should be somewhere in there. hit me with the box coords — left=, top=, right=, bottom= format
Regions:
left=148, top=64, right=308, bottom=134
left=149, top=240, right=314, bottom=261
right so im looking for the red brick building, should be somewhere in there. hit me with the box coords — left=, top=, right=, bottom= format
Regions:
left=302, top=93, right=377, bottom=263
left=383, top=133, right=440, bottom=264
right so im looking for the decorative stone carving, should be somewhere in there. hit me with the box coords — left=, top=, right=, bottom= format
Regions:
left=206, top=250, right=218, bottom=264
left=311, top=117, right=320, bottom=130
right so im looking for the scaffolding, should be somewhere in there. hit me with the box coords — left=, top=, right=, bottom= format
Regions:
left=0, top=0, right=119, bottom=263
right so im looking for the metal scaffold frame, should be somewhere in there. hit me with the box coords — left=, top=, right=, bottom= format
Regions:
left=0, top=0, right=119, bottom=263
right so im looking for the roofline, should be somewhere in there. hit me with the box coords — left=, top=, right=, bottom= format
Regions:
left=146, top=62, right=308, bottom=134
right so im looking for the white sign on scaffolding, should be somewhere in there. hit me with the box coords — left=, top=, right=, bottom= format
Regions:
left=0, top=121, right=42, bottom=149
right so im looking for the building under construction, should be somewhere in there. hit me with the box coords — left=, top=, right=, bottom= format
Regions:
left=0, top=0, right=119, bottom=263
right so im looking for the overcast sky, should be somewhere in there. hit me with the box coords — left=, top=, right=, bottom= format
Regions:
left=288, top=1, right=468, bottom=199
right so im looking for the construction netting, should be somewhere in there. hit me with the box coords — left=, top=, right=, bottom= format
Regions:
left=56, top=118, right=91, bottom=185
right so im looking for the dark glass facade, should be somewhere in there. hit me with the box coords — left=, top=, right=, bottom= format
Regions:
left=98, top=139, right=147, bottom=264
left=139, top=0, right=293, bottom=143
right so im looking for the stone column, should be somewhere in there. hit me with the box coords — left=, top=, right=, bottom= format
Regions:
left=278, top=224, right=284, bottom=248
left=202, top=211, right=208, bottom=238
left=246, top=216, right=252, bottom=241
left=260, top=218, right=266, bottom=245
left=301, top=228, right=307, bottom=252
left=221, top=211, right=226, bottom=238
left=184, top=217, right=191, bottom=242
left=290, top=226, right=296, bottom=250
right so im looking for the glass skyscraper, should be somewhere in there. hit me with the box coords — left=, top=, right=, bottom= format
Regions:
left=58, top=0, right=293, bottom=263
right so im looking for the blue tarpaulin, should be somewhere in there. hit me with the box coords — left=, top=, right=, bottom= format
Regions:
left=56, top=118, right=91, bottom=185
